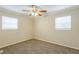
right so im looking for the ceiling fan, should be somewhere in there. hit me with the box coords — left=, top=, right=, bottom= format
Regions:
left=22, top=5, right=47, bottom=16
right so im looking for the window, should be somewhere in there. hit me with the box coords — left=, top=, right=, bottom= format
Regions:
left=55, top=16, right=71, bottom=30
left=2, top=16, right=18, bottom=30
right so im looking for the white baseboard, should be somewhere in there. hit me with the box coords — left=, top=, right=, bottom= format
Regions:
left=0, top=38, right=32, bottom=49
left=34, top=36, right=79, bottom=50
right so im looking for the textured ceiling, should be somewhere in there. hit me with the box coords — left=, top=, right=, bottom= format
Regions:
left=0, top=5, right=78, bottom=15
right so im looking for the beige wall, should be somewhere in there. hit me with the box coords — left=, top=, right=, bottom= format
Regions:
left=0, top=6, right=79, bottom=50
left=34, top=7, right=79, bottom=50
left=0, top=8, right=33, bottom=48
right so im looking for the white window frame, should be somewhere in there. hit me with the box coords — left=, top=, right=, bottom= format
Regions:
left=55, top=16, right=71, bottom=30
left=2, top=16, right=18, bottom=30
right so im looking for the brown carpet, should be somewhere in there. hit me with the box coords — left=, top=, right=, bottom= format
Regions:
left=0, top=39, right=79, bottom=54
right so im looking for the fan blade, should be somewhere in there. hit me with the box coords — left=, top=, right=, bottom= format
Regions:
left=39, top=10, right=47, bottom=12
left=38, top=13, right=44, bottom=16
